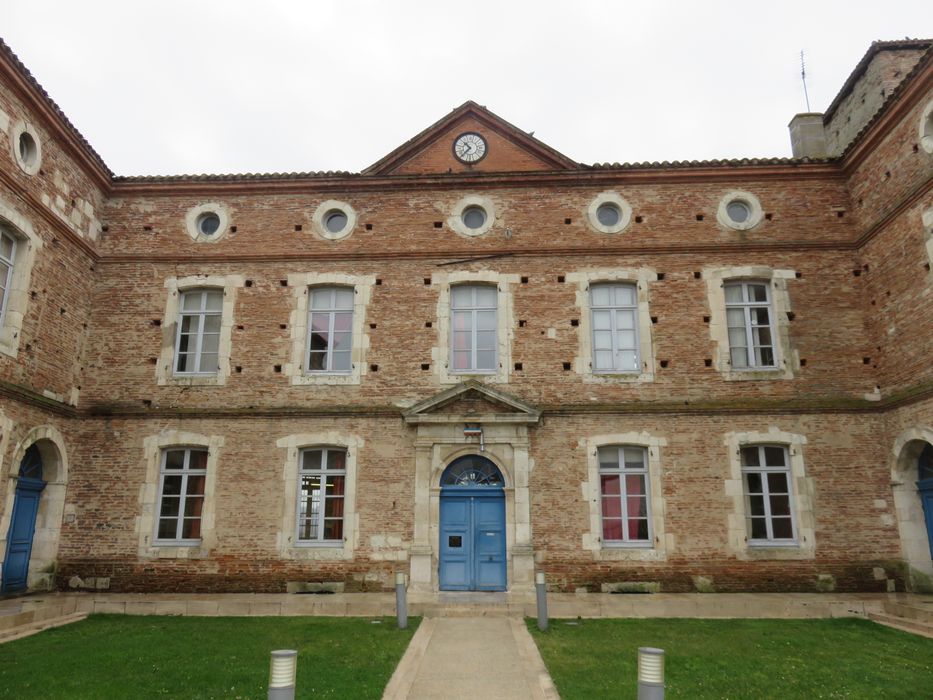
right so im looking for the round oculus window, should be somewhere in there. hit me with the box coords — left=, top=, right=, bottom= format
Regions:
left=324, top=210, right=349, bottom=234
left=462, top=206, right=487, bottom=230
left=196, top=212, right=221, bottom=236
left=596, top=202, right=622, bottom=228
left=18, top=132, right=38, bottom=166
left=726, top=200, right=751, bottom=224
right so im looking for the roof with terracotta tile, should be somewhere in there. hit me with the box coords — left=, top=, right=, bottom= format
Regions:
left=0, top=38, right=113, bottom=178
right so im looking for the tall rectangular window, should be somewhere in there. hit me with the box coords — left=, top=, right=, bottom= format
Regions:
left=451, top=285, right=497, bottom=373
left=307, top=287, right=354, bottom=373
left=724, top=281, right=776, bottom=369
left=0, top=228, right=16, bottom=329
left=175, top=289, right=222, bottom=374
left=590, top=283, right=640, bottom=372
left=741, top=445, right=796, bottom=544
left=156, top=448, right=207, bottom=542
left=598, top=445, right=651, bottom=545
left=297, top=448, right=346, bottom=543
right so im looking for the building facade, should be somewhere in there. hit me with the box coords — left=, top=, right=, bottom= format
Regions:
left=0, top=39, right=931, bottom=596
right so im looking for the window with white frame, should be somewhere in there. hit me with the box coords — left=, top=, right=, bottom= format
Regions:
left=450, top=285, right=497, bottom=373
left=155, top=448, right=207, bottom=542
left=591, top=283, right=640, bottom=372
left=306, top=287, right=354, bottom=373
left=0, top=228, right=16, bottom=329
left=598, top=445, right=651, bottom=545
left=175, top=289, right=222, bottom=374
left=724, top=281, right=776, bottom=369
left=297, top=447, right=346, bottom=544
left=741, top=444, right=796, bottom=544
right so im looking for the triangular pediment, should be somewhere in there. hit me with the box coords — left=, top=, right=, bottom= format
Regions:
left=364, top=101, right=579, bottom=176
left=403, top=381, right=541, bottom=424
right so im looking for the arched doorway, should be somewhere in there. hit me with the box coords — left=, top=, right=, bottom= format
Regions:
left=892, top=429, right=933, bottom=589
left=2, top=445, right=46, bottom=593
left=438, top=455, right=506, bottom=591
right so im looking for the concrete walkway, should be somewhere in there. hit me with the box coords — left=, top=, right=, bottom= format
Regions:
left=383, top=617, right=559, bottom=700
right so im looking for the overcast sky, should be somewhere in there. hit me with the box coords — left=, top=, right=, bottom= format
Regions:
left=4, top=1, right=930, bottom=175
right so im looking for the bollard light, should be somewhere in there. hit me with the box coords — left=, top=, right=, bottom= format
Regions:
left=637, top=647, right=665, bottom=700
left=535, top=571, right=548, bottom=631
left=268, top=650, right=297, bottom=700
left=395, top=571, right=408, bottom=630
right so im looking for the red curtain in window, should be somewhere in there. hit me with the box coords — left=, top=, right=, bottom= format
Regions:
left=626, top=474, right=642, bottom=540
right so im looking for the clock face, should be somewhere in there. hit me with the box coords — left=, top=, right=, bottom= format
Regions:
left=453, top=132, right=488, bottom=163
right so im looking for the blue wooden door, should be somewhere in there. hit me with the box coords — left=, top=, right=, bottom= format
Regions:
left=473, top=496, right=506, bottom=590
left=2, top=479, right=45, bottom=594
left=919, top=480, right=933, bottom=560
left=439, top=490, right=506, bottom=591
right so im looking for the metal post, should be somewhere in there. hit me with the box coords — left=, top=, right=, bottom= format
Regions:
left=535, top=571, right=548, bottom=631
left=395, top=571, right=408, bottom=629
left=268, top=649, right=297, bottom=700
left=637, top=647, right=665, bottom=700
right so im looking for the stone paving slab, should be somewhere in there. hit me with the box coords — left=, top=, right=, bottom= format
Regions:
left=383, top=617, right=558, bottom=700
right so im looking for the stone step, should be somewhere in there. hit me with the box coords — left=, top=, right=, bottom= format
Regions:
left=420, top=604, right=520, bottom=618
left=883, top=600, right=933, bottom=625
left=0, top=612, right=89, bottom=644
left=868, top=611, right=933, bottom=639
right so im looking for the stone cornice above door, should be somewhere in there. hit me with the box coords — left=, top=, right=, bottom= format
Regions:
left=402, top=381, right=541, bottom=425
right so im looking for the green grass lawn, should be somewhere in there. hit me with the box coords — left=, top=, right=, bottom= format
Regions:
left=529, top=617, right=933, bottom=699
left=0, top=614, right=418, bottom=699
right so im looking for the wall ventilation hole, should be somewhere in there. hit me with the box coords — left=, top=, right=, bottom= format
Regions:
left=365, top=223, right=373, bottom=231
left=245, top=280, right=254, bottom=287
left=375, top=279, right=383, bottom=286
left=635, top=216, right=643, bottom=224
left=143, top=225, right=153, bottom=232
left=914, top=144, right=920, bottom=153
left=295, top=224, right=302, bottom=232
left=279, top=324, right=287, bottom=330
left=514, top=362, right=523, bottom=371
left=570, top=319, right=579, bottom=327
left=651, top=316, right=658, bottom=324
left=273, top=365, right=282, bottom=373
left=370, top=364, right=379, bottom=372
left=863, top=357, right=871, bottom=364
left=795, top=272, right=803, bottom=279
left=424, top=278, right=431, bottom=285
left=703, top=315, right=710, bottom=323
left=836, top=211, right=845, bottom=218
left=280, top=280, right=288, bottom=287
left=660, top=360, right=669, bottom=368
left=696, top=214, right=704, bottom=221
left=800, top=359, right=807, bottom=367
left=863, top=264, right=869, bottom=272
left=693, top=271, right=702, bottom=279
left=519, top=320, right=527, bottom=328
left=557, top=275, right=565, bottom=283
left=884, top=171, right=891, bottom=179
left=236, top=324, right=245, bottom=331
left=148, top=357, right=157, bottom=365
left=521, top=276, right=529, bottom=284
left=562, top=362, right=572, bottom=371
left=564, top=218, right=572, bottom=225
left=369, top=323, right=377, bottom=329
left=704, top=359, right=712, bottom=367
left=151, top=319, right=161, bottom=327
left=786, top=312, right=795, bottom=321
left=142, top=399, right=152, bottom=407
left=425, top=321, right=432, bottom=328
left=853, top=270, right=861, bottom=277
left=656, top=273, right=665, bottom=281
left=31, top=291, right=37, bottom=299
left=235, top=366, right=242, bottom=373
left=421, top=363, right=430, bottom=371
left=925, top=263, right=931, bottom=272
left=230, top=226, right=237, bottom=233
